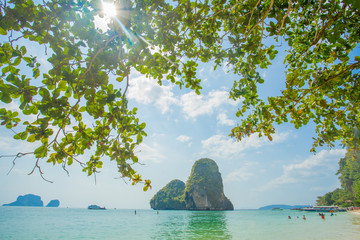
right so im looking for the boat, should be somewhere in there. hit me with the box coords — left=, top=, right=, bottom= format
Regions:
left=301, top=206, right=346, bottom=212
left=88, top=205, right=106, bottom=210
left=272, top=207, right=283, bottom=210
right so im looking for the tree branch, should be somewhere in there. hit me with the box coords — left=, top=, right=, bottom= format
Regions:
left=28, top=158, right=53, bottom=183
left=2, top=152, right=34, bottom=175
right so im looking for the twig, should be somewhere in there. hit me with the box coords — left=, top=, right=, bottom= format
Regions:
left=278, top=0, right=292, bottom=34
left=76, top=34, right=118, bottom=90
left=62, top=161, right=69, bottom=176
left=245, top=0, right=274, bottom=40
left=2, top=152, right=34, bottom=175
left=246, top=0, right=262, bottom=32
left=28, top=158, right=54, bottom=183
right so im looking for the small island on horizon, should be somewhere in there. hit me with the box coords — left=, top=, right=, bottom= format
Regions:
left=3, top=194, right=60, bottom=208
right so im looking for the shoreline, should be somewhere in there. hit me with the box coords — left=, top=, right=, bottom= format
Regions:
left=349, top=209, right=360, bottom=215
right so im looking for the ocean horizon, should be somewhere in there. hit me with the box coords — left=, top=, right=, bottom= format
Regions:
left=1, top=207, right=360, bottom=239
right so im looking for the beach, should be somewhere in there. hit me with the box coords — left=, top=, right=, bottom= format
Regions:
left=350, top=209, right=360, bottom=215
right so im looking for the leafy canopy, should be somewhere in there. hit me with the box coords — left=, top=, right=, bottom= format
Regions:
left=0, top=0, right=359, bottom=186
left=157, top=0, right=360, bottom=151
left=317, top=148, right=360, bottom=207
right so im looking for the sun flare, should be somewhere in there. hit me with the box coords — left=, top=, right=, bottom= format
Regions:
left=102, top=2, right=117, bottom=18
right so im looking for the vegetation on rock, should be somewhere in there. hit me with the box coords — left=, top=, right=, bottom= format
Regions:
left=150, top=179, right=186, bottom=210
left=150, top=158, right=233, bottom=211
left=185, top=158, right=233, bottom=210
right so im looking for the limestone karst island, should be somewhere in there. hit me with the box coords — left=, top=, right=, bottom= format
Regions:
left=150, top=158, right=233, bottom=211
left=2, top=194, right=60, bottom=207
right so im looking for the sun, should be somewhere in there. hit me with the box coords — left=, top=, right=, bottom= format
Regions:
left=102, top=2, right=117, bottom=18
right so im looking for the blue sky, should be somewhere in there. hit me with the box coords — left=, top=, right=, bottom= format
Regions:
left=0, top=49, right=347, bottom=209
left=0, top=4, right=351, bottom=209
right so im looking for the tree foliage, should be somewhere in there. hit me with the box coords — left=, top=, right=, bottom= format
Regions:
left=0, top=0, right=359, bottom=185
left=0, top=0, right=161, bottom=186
left=337, top=148, right=360, bottom=205
left=316, top=188, right=354, bottom=207
left=317, top=148, right=360, bottom=206
left=165, top=0, right=360, bottom=151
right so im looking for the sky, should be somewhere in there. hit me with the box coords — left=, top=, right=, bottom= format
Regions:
left=0, top=4, right=352, bottom=210
left=0, top=55, right=347, bottom=209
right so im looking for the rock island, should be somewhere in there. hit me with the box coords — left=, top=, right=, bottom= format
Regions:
left=150, top=158, right=234, bottom=211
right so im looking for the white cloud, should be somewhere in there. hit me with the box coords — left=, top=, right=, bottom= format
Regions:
left=261, top=71, right=267, bottom=79
left=127, top=76, right=177, bottom=114
left=128, top=75, right=239, bottom=119
left=260, top=149, right=346, bottom=191
left=176, top=135, right=192, bottom=147
left=137, top=142, right=166, bottom=164
left=200, top=132, right=289, bottom=159
left=176, top=135, right=191, bottom=143
left=180, top=90, right=237, bottom=119
left=0, top=135, right=39, bottom=154
left=224, top=162, right=258, bottom=183
left=217, top=112, right=235, bottom=126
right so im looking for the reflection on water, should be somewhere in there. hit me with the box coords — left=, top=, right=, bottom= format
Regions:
left=152, top=211, right=231, bottom=239
left=187, top=211, right=231, bottom=239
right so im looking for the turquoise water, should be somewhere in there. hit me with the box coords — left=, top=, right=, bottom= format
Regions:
left=1, top=207, right=360, bottom=239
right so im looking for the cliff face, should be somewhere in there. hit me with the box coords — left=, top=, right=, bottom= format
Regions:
left=150, top=158, right=233, bottom=211
left=150, top=179, right=186, bottom=210
left=185, top=158, right=233, bottom=210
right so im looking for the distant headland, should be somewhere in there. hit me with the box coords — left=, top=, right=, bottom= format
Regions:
left=259, top=204, right=311, bottom=210
left=150, top=158, right=233, bottom=211
left=2, top=194, right=60, bottom=207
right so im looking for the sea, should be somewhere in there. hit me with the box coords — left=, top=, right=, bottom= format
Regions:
left=1, top=207, right=360, bottom=240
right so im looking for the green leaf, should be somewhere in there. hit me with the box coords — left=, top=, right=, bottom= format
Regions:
left=33, top=68, right=40, bottom=78
left=1, top=93, right=12, bottom=103
left=34, top=145, right=48, bottom=158
left=78, top=106, right=86, bottom=112
left=27, top=134, right=36, bottom=142
left=106, top=94, right=116, bottom=103
left=13, top=57, right=21, bottom=66
left=14, top=132, right=28, bottom=140
left=136, top=133, right=143, bottom=143
left=58, top=80, right=67, bottom=91
left=0, top=27, right=7, bottom=35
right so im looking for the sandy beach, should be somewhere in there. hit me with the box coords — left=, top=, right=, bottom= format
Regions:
left=350, top=210, right=360, bottom=215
